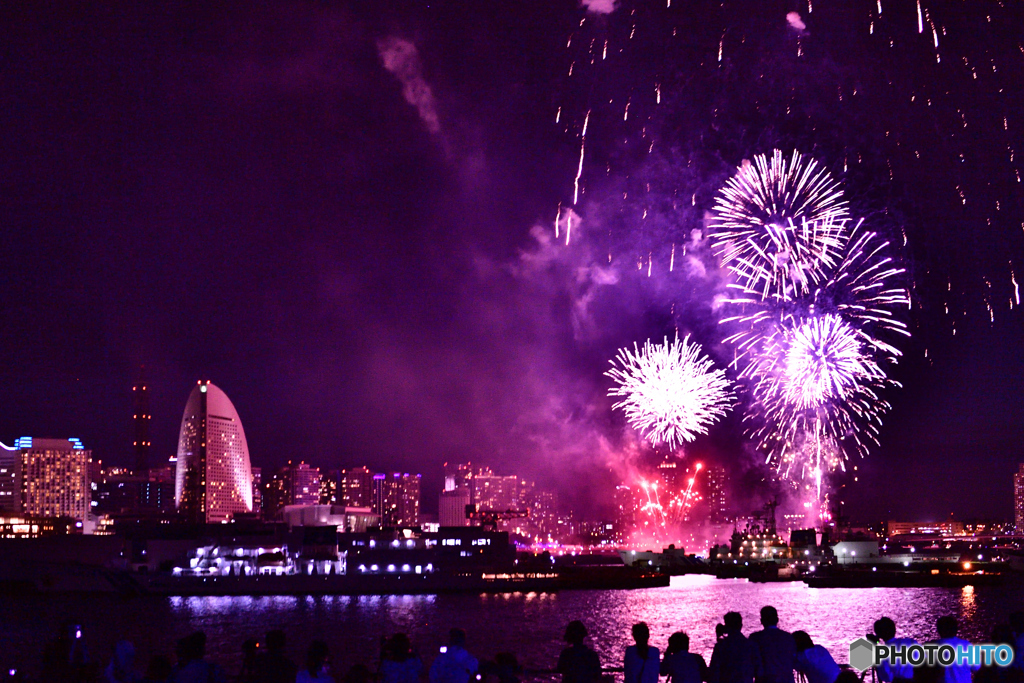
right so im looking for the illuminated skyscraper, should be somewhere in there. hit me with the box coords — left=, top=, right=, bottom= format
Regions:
left=261, top=462, right=322, bottom=519
left=439, top=488, right=470, bottom=527
left=174, top=381, right=253, bottom=523
left=2, top=437, right=91, bottom=522
left=472, top=469, right=519, bottom=511
left=251, top=466, right=262, bottom=516
left=340, top=466, right=375, bottom=508
left=132, top=368, right=151, bottom=474
left=373, top=473, right=421, bottom=527
left=1015, top=464, right=1024, bottom=532
left=703, top=465, right=728, bottom=525
left=443, top=462, right=473, bottom=495
left=0, top=442, right=20, bottom=512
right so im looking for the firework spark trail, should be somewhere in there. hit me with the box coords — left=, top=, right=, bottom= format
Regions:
left=607, top=335, right=734, bottom=449
left=677, top=462, right=703, bottom=521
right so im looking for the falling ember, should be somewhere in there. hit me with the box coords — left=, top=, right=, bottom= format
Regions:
left=573, top=141, right=585, bottom=208
left=917, top=0, right=924, bottom=33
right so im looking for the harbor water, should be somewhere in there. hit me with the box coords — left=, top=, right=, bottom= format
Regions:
left=3, top=575, right=1023, bottom=678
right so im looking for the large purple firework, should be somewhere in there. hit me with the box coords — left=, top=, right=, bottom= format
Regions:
left=712, top=156, right=910, bottom=495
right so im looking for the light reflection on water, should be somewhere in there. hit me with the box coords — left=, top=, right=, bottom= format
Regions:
left=3, top=576, right=1024, bottom=678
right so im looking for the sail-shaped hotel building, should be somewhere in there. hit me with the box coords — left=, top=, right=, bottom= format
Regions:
left=175, top=380, right=254, bottom=523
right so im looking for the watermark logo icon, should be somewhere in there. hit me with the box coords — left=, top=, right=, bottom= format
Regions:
left=849, top=638, right=876, bottom=672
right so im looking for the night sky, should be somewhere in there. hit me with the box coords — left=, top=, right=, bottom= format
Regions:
left=1, top=1, right=1021, bottom=522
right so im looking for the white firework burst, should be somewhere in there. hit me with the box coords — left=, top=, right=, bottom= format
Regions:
left=607, top=335, right=734, bottom=449
left=709, top=150, right=850, bottom=299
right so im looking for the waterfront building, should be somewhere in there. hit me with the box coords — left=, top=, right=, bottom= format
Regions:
left=443, top=462, right=473, bottom=495
left=439, top=487, right=471, bottom=527
left=0, top=443, right=21, bottom=512
left=472, top=469, right=519, bottom=512
left=262, top=462, right=322, bottom=520
left=340, top=466, right=375, bottom=508
left=373, top=472, right=421, bottom=527
left=6, top=437, right=92, bottom=523
left=174, top=381, right=254, bottom=524
left=704, top=465, right=728, bottom=525
left=1015, top=463, right=1024, bottom=532
left=885, top=520, right=966, bottom=536
left=251, top=467, right=262, bottom=516
left=320, top=469, right=340, bottom=505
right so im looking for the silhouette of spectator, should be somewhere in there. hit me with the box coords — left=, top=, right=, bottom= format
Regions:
left=557, top=621, right=602, bottom=683
left=749, top=607, right=796, bottom=683
left=493, top=653, right=522, bottom=683
left=661, top=632, right=707, bottom=683
left=255, top=630, right=296, bottom=683
left=792, top=632, right=839, bottom=683
left=104, top=640, right=139, bottom=683
left=297, top=641, right=334, bottom=683
left=625, top=623, right=660, bottom=683
left=716, top=625, right=727, bottom=641
left=975, top=625, right=1023, bottom=683
left=872, top=617, right=917, bottom=683
left=381, top=634, right=425, bottom=683
left=141, top=655, right=173, bottom=683
left=834, top=671, right=860, bottom=683
left=169, top=631, right=227, bottom=683
left=936, top=616, right=978, bottom=683
left=1009, top=612, right=1024, bottom=672
left=709, top=613, right=761, bottom=683
left=237, top=639, right=260, bottom=683
left=41, top=622, right=92, bottom=682
left=430, top=629, right=479, bottom=683
left=345, top=664, right=374, bottom=683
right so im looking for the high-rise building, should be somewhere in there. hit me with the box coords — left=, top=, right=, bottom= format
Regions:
left=132, top=369, right=151, bottom=474
left=262, top=470, right=288, bottom=521
left=340, top=466, right=375, bottom=508
left=657, top=456, right=682, bottom=490
left=443, top=462, right=473, bottom=494
left=261, top=462, right=322, bottom=520
left=320, top=469, right=340, bottom=505
left=1015, top=464, right=1024, bottom=531
left=174, top=381, right=254, bottom=524
left=439, top=488, right=471, bottom=527
left=0, top=442, right=21, bottom=513
left=141, top=465, right=176, bottom=513
left=373, top=473, right=421, bottom=527
left=472, top=469, right=519, bottom=511
left=703, top=465, right=728, bottom=525
left=10, top=437, right=91, bottom=522
left=251, top=467, right=262, bottom=516
left=613, top=485, right=636, bottom=540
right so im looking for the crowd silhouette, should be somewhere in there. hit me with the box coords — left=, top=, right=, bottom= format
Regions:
left=12, top=608, right=1024, bottom=683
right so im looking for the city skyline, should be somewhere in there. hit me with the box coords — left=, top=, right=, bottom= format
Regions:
left=0, top=2, right=1022, bottom=524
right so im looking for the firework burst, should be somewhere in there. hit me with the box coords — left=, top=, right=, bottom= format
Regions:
left=718, top=204, right=909, bottom=498
left=710, top=150, right=850, bottom=300
left=607, top=335, right=733, bottom=449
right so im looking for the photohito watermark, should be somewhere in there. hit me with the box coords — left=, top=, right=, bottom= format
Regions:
left=848, top=638, right=1014, bottom=673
